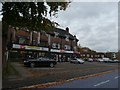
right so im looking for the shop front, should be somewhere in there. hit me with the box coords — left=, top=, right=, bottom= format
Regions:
left=50, top=49, right=75, bottom=62
left=9, top=44, right=79, bottom=62
left=9, top=43, right=49, bottom=61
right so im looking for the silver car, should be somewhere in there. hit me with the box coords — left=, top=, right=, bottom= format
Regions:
left=70, top=58, right=84, bottom=64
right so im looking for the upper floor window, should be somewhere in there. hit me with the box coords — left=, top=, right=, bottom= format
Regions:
left=83, top=54, right=85, bottom=56
left=87, top=54, right=89, bottom=57
left=101, top=55, right=104, bottom=58
left=52, top=43, right=60, bottom=49
left=95, top=55, right=97, bottom=57
left=65, top=35, right=69, bottom=41
left=54, top=32, right=59, bottom=38
left=19, top=37, right=26, bottom=44
left=41, top=31, right=46, bottom=35
left=16, top=36, right=29, bottom=44
left=91, top=55, right=93, bottom=57
left=33, top=40, right=37, bottom=45
left=64, top=45, right=70, bottom=50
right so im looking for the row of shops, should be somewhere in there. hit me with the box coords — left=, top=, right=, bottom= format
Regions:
left=8, top=43, right=79, bottom=62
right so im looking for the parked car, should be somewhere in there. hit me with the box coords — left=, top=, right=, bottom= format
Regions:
left=103, top=58, right=111, bottom=63
left=97, top=58, right=104, bottom=62
left=83, top=58, right=88, bottom=61
left=107, top=59, right=119, bottom=63
left=88, top=58, right=93, bottom=62
left=24, top=57, right=57, bottom=68
left=113, top=60, right=120, bottom=63
left=70, top=58, right=84, bottom=64
left=103, top=58, right=114, bottom=63
left=106, top=59, right=113, bottom=63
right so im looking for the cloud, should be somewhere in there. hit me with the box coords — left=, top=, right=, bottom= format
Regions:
left=0, top=2, right=118, bottom=52
left=52, top=2, right=118, bottom=52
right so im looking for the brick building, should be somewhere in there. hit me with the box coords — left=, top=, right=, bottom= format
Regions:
left=105, top=52, right=120, bottom=60
left=7, top=26, right=79, bottom=62
left=78, top=47, right=105, bottom=59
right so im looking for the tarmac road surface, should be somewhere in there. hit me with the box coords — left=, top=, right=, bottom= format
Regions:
left=47, top=70, right=119, bottom=88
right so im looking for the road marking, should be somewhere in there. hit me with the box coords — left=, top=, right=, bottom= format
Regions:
left=19, top=70, right=116, bottom=89
left=114, top=76, right=120, bottom=79
left=94, top=80, right=110, bottom=87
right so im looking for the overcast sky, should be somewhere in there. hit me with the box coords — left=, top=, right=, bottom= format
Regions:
left=0, top=1, right=118, bottom=52
left=50, top=2, right=118, bottom=52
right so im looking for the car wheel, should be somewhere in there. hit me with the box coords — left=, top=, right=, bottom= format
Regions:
left=50, top=63, right=54, bottom=67
left=30, top=63, right=35, bottom=68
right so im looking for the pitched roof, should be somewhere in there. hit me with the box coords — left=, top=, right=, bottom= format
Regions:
left=47, top=27, right=79, bottom=41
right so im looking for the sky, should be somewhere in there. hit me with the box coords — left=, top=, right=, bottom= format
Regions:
left=50, top=2, right=118, bottom=52
left=0, top=1, right=118, bottom=52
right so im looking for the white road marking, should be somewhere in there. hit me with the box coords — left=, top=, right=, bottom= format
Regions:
left=114, top=76, right=120, bottom=79
left=94, top=80, right=110, bottom=87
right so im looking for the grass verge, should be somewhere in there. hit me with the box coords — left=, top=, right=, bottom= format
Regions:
left=3, top=61, right=20, bottom=78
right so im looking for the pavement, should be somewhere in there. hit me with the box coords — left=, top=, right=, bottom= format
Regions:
left=11, top=62, right=33, bottom=78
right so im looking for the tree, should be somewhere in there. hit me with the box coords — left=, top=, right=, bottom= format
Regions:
left=1, top=1, right=70, bottom=74
left=1, top=1, right=70, bottom=36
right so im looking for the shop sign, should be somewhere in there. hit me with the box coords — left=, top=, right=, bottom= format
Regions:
left=13, top=44, right=21, bottom=49
left=41, top=47, right=48, bottom=51
left=20, top=45, right=25, bottom=49
left=60, top=49, right=64, bottom=53
left=25, top=46, right=48, bottom=51
left=64, top=51, right=73, bottom=53
left=74, top=51, right=80, bottom=54
left=12, top=44, right=48, bottom=51
left=25, top=46, right=40, bottom=50
left=51, top=49, right=60, bottom=52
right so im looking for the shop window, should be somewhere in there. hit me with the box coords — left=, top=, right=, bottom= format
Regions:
left=52, top=43, right=60, bottom=49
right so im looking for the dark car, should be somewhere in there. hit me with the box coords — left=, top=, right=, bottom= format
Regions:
left=24, top=57, right=57, bottom=68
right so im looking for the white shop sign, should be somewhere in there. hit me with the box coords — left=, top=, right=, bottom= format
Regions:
left=13, top=44, right=21, bottom=49
left=41, top=47, right=48, bottom=51
left=51, top=49, right=60, bottom=52
left=12, top=44, right=48, bottom=51
left=64, top=51, right=73, bottom=53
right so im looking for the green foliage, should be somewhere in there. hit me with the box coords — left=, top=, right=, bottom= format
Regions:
left=1, top=1, right=70, bottom=36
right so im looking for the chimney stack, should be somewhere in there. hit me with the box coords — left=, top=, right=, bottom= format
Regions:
left=66, top=27, right=69, bottom=33
left=74, top=35, right=76, bottom=38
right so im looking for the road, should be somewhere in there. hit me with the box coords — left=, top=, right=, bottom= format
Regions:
left=47, top=70, right=119, bottom=88
left=3, top=62, right=118, bottom=89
